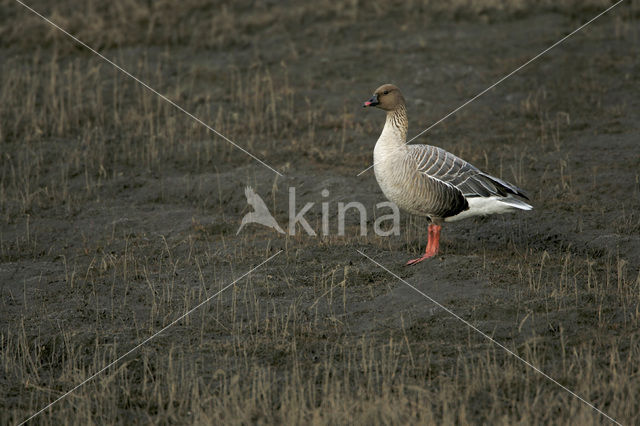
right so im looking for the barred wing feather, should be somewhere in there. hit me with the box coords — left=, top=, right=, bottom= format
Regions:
left=408, top=145, right=529, bottom=200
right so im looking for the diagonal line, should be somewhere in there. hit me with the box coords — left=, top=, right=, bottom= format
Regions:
left=19, top=250, right=282, bottom=426
left=356, top=249, right=622, bottom=425
left=13, top=0, right=284, bottom=177
left=357, top=0, right=625, bottom=176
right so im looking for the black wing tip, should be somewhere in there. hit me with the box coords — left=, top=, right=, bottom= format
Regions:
left=505, top=183, right=530, bottom=200
left=481, top=172, right=530, bottom=200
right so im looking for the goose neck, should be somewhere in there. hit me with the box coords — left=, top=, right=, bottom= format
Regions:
left=382, top=105, right=408, bottom=144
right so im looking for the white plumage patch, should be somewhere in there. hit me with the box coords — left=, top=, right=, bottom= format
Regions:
left=445, top=196, right=532, bottom=222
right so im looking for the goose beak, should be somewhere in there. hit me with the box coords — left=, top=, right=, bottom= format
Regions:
left=363, top=94, right=379, bottom=108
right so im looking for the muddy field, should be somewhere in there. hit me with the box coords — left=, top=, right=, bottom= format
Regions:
left=1, top=0, right=640, bottom=424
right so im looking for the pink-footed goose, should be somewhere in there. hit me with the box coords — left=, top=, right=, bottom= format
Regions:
left=363, top=84, right=532, bottom=266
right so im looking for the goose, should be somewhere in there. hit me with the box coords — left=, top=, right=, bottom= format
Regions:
left=363, top=84, right=532, bottom=265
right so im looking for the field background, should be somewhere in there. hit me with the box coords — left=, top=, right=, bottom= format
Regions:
left=1, top=0, right=639, bottom=424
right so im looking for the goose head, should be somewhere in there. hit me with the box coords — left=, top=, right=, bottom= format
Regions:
left=362, top=84, right=405, bottom=111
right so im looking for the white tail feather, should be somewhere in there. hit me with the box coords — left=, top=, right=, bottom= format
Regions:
left=445, top=196, right=532, bottom=222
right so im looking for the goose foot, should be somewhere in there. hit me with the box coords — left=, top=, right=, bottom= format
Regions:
left=405, top=251, right=437, bottom=266
left=405, top=224, right=441, bottom=266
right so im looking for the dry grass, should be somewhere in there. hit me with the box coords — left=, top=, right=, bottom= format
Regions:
left=1, top=0, right=640, bottom=424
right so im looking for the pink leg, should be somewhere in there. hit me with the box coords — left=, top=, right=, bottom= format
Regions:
left=406, top=224, right=441, bottom=266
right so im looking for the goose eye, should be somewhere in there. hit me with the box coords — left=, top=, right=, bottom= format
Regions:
left=383, top=90, right=389, bottom=95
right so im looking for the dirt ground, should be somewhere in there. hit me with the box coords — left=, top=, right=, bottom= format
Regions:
left=1, top=0, right=639, bottom=424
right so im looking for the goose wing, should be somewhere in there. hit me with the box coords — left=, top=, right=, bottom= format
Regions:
left=408, top=145, right=529, bottom=200
left=401, top=146, right=467, bottom=219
